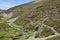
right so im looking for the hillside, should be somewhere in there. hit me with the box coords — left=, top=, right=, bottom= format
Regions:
left=0, top=0, right=60, bottom=40
left=0, top=9, right=5, bottom=13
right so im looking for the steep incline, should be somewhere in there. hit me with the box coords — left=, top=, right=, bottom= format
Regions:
left=0, top=0, right=60, bottom=40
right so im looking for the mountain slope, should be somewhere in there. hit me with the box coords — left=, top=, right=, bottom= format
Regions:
left=0, top=9, right=5, bottom=13
left=5, top=0, right=60, bottom=30
left=0, top=0, right=60, bottom=40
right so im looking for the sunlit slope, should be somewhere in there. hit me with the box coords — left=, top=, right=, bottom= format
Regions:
left=1, top=0, right=60, bottom=40
left=5, top=0, right=60, bottom=29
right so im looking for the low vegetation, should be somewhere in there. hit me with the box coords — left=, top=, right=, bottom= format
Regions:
left=0, top=0, right=60, bottom=40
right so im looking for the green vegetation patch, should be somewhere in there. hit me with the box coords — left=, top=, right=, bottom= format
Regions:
left=0, top=23, right=22, bottom=40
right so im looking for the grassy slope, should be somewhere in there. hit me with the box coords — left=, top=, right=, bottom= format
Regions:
left=0, top=0, right=60, bottom=40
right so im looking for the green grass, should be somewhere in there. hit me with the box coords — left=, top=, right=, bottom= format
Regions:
left=20, top=30, right=33, bottom=40
left=0, top=23, right=22, bottom=40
